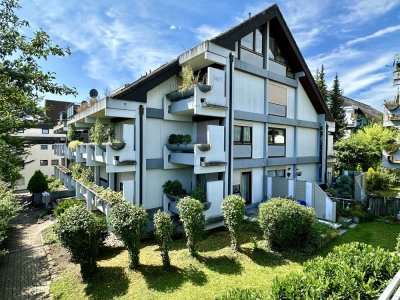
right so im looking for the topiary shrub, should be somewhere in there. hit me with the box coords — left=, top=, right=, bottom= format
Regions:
left=27, top=170, right=48, bottom=194
left=54, top=199, right=85, bottom=216
left=259, top=198, right=316, bottom=250
left=221, top=195, right=245, bottom=251
left=215, top=288, right=266, bottom=300
left=153, top=210, right=174, bottom=268
left=94, top=214, right=109, bottom=248
left=109, top=202, right=147, bottom=269
left=177, top=197, right=205, bottom=256
left=271, top=242, right=400, bottom=299
left=54, top=206, right=101, bottom=280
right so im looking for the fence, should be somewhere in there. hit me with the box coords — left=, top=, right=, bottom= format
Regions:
left=368, top=196, right=400, bottom=216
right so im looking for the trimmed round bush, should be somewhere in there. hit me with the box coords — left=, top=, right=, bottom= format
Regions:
left=109, top=202, right=147, bottom=269
left=177, top=197, right=205, bottom=256
left=54, top=199, right=85, bottom=216
left=259, top=198, right=316, bottom=250
left=54, top=206, right=101, bottom=280
left=215, top=288, right=265, bottom=300
left=27, top=170, right=48, bottom=193
left=94, top=214, right=109, bottom=248
left=153, top=210, right=174, bottom=268
left=271, top=242, right=400, bottom=299
left=221, top=195, right=245, bottom=250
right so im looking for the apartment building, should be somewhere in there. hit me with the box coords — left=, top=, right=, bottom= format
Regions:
left=54, top=5, right=337, bottom=225
left=14, top=100, right=70, bottom=190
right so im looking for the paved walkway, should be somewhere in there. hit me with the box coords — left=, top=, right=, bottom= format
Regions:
left=0, top=197, right=53, bottom=300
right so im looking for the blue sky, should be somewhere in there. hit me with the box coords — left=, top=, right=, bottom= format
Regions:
left=19, top=0, right=400, bottom=110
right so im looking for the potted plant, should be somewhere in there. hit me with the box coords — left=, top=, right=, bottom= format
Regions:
left=166, top=134, right=194, bottom=152
left=190, top=185, right=211, bottom=210
left=89, top=119, right=108, bottom=149
left=162, top=180, right=186, bottom=202
left=109, top=139, right=126, bottom=151
left=166, top=65, right=211, bottom=102
left=27, top=170, right=49, bottom=206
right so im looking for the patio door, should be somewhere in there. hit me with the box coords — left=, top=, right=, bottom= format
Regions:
left=241, top=172, right=252, bottom=205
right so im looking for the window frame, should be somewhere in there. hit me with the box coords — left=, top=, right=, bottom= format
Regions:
left=40, top=145, right=48, bottom=150
left=51, top=159, right=58, bottom=166
left=234, top=125, right=252, bottom=145
left=40, top=160, right=48, bottom=166
left=268, top=128, right=286, bottom=146
left=42, top=128, right=49, bottom=134
left=240, top=28, right=264, bottom=56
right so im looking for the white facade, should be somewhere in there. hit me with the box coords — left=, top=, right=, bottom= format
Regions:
left=53, top=5, right=336, bottom=224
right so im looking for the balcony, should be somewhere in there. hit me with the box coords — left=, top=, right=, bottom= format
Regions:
left=165, top=67, right=227, bottom=119
left=164, top=125, right=226, bottom=174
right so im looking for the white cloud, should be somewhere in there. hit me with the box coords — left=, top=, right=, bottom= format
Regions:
left=353, top=80, right=397, bottom=109
left=170, top=25, right=177, bottom=30
left=194, top=25, right=222, bottom=41
left=342, top=0, right=400, bottom=24
left=346, top=25, right=400, bottom=46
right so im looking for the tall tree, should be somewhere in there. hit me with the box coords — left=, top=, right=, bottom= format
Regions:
left=0, top=0, right=76, bottom=184
left=329, top=74, right=346, bottom=142
left=315, top=65, right=329, bottom=105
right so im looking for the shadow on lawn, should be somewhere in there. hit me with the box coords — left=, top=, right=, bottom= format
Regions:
left=239, top=247, right=289, bottom=267
left=84, top=266, right=129, bottom=300
left=140, top=264, right=207, bottom=292
left=196, top=254, right=243, bottom=275
left=97, top=246, right=125, bottom=260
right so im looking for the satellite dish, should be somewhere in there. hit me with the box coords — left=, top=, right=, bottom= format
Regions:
left=89, top=89, right=98, bottom=98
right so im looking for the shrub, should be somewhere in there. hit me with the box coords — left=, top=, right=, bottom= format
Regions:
left=99, top=188, right=124, bottom=204
left=259, top=198, right=316, bottom=250
left=89, top=119, right=108, bottom=144
left=54, top=206, right=102, bottom=280
left=27, top=170, right=48, bottom=194
left=168, top=134, right=192, bottom=144
left=334, top=175, right=353, bottom=198
left=190, top=185, right=206, bottom=203
left=68, top=140, right=82, bottom=150
left=80, top=167, right=93, bottom=185
left=71, top=163, right=83, bottom=180
left=182, top=134, right=191, bottom=144
left=177, top=197, right=205, bottom=256
left=308, top=222, right=337, bottom=251
left=109, top=202, right=147, bottom=269
left=67, top=124, right=77, bottom=141
left=271, top=242, right=400, bottom=299
left=215, top=288, right=265, bottom=300
left=54, top=199, right=85, bottom=216
left=221, top=195, right=245, bottom=250
left=46, top=177, right=64, bottom=192
left=153, top=210, right=174, bottom=268
left=366, top=167, right=396, bottom=192
left=162, top=180, right=184, bottom=196
left=94, top=214, right=109, bottom=247
left=0, top=183, right=20, bottom=256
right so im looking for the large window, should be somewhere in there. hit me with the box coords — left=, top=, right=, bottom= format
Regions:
left=234, top=126, right=252, bottom=145
left=240, top=28, right=263, bottom=55
left=40, top=160, right=48, bottom=166
left=268, top=128, right=285, bottom=145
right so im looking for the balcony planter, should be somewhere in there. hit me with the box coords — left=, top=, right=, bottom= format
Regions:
left=197, top=144, right=211, bottom=152
left=166, top=144, right=194, bottom=153
left=98, top=144, right=107, bottom=150
left=166, top=83, right=212, bottom=102
left=165, top=193, right=181, bottom=202
left=110, top=142, right=126, bottom=151
left=203, top=201, right=211, bottom=211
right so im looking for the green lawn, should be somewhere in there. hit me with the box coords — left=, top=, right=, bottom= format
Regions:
left=49, top=221, right=400, bottom=300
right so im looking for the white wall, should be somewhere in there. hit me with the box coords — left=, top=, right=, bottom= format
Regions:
left=233, top=168, right=264, bottom=203
left=146, top=76, right=178, bottom=109
left=296, top=163, right=317, bottom=182
left=234, top=70, right=264, bottom=114
left=297, top=82, right=318, bottom=122
left=267, top=124, right=294, bottom=157
left=234, top=120, right=264, bottom=158
left=296, top=128, right=318, bottom=157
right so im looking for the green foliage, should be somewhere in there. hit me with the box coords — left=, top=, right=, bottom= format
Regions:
left=366, top=167, right=397, bottom=192
left=54, top=206, right=101, bottom=280
left=215, top=288, right=266, bottom=300
left=334, top=123, right=397, bottom=172
left=177, top=197, right=205, bottom=256
left=99, top=188, right=124, bottom=204
left=329, top=74, right=346, bottom=142
left=271, top=242, right=400, bottom=299
left=89, top=119, right=108, bottom=144
left=334, top=175, right=353, bottom=198
left=190, top=185, right=206, bottom=203
left=178, top=65, right=202, bottom=92
left=308, top=222, right=337, bottom=251
left=0, top=136, right=26, bottom=184
left=259, top=198, right=316, bottom=250
left=168, top=134, right=192, bottom=144
left=70, top=163, right=93, bottom=185
left=221, top=195, right=245, bottom=250
left=162, top=180, right=184, bottom=196
left=0, top=183, right=19, bottom=256
left=153, top=210, right=174, bottom=268
left=71, top=163, right=83, bottom=180
left=54, top=199, right=85, bottom=216
left=67, top=124, right=77, bottom=141
left=46, top=177, right=64, bottom=192
left=315, top=65, right=329, bottom=105
left=109, top=202, right=147, bottom=269
left=68, top=140, right=82, bottom=150
left=27, top=170, right=48, bottom=193
left=94, top=214, right=109, bottom=248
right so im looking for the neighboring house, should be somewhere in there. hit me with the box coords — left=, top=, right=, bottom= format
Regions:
left=343, top=96, right=382, bottom=136
left=382, top=54, right=400, bottom=169
left=14, top=100, right=71, bottom=190
left=53, top=4, right=337, bottom=225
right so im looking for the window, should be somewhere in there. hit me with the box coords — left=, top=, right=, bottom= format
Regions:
left=268, top=128, right=286, bottom=145
left=51, top=159, right=58, bottom=166
left=40, top=160, right=48, bottom=166
left=40, top=145, right=48, bottom=150
left=51, top=145, right=55, bottom=150
left=268, top=83, right=287, bottom=106
left=42, top=128, right=49, bottom=134
left=240, top=28, right=263, bottom=55
left=234, top=126, right=252, bottom=144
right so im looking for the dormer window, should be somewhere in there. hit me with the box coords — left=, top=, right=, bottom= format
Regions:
left=240, top=28, right=263, bottom=55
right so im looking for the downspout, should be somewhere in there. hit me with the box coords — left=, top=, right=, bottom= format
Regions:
left=293, top=71, right=305, bottom=182
left=325, top=123, right=329, bottom=184
left=139, top=105, right=144, bottom=205
left=228, top=53, right=234, bottom=194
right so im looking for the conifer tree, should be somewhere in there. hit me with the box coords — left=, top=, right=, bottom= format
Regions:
left=315, top=65, right=329, bottom=105
left=329, top=74, right=346, bottom=142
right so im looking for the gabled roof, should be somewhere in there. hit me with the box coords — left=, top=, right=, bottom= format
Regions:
left=113, top=4, right=332, bottom=120
left=343, top=96, right=382, bottom=121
